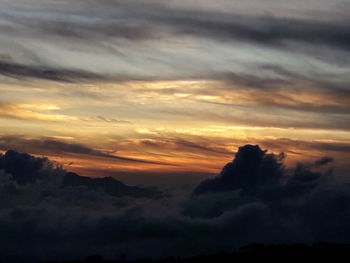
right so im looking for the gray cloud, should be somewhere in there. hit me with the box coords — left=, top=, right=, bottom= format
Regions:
left=137, top=138, right=233, bottom=156
left=260, top=138, right=350, bottom=154
left=3, top=2, right=350, bottom=52
left=0, top=136, right=171, bottom=165
left=0, top=0, right=349, bottom=85
left=0, top=61, right=103, bottom=82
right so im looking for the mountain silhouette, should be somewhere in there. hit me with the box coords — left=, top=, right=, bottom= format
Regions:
left=62, top=172, right=162, bottom=198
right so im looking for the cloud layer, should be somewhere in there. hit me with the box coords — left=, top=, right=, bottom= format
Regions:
left=0, top=145, right=350, bottom=262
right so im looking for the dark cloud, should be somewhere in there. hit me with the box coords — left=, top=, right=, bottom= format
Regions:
left=192, top=145, right=285, bottom=196
left=191, top=145, right=336, bottom=198
left=260, top=138, right=350, bottom=154
left=0, top=61, right=104, bottom=82
left=180, top=146, right=350, bottom=254
left=0, top=136, right=171, bottom=165
left=187, top=145, right=337, bottom=220
left=174, top=139, right=233, bottom=155
left=4, top=3, right=350, bottom=52
left=161, top=13, right=350, bottom=51
left=6, top=139, right=150, bottom=186
left=1, top=1, right=349, bottom=88
left=0, top=150, right=61, bottom=184
left=0, top=149, right=161, bottom=196
left=137, top=138, right=233, bottom=156
left=0, top=61, right=167, bottom=83
left=0, top=145, right=350, bottom=262
left=314, top=157, right=334, bottom=167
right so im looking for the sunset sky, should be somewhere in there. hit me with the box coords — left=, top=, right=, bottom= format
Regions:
left=0, top=0, right=349, bottom=185
left=2, top=1, right=350, bottom=262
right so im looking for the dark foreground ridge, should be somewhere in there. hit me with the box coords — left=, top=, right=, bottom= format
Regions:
left=62, top=172, right=162, bottom=198
left=42, top=243, right=350, bottom=263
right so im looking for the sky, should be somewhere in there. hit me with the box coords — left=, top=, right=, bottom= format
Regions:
left=0, top=0, right=350, bottom=184
left=0, top=0, right=350, bottom=262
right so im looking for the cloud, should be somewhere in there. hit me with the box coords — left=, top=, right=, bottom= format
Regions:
left=0, top=136, right=171, bottom=166
left=187, top=144, right=337, bottom=219
left=0, top=0, right=349, bottom=86
left=0, top=61, right=104, bottom=82
left=191, top=144, right=337, bottom=197
left=150, top=72, right=350, bottom=116
left=3, top=1, right=350, bottom=52
left=162, top=13, right=350, bottom=51
left=0, top=0, right=350, bottom=258
left=95, top=115, right=131, bottom=124
left=0, top=150, right=61, bottom=184
left=135, top=138, right=233, bottom=156
left=0, top=61, right=164, bottom=83
left=192, top=145, right=285, bottom=196
left=0, top=145, right=350, bottom=262
left=0, top=101, right=78, bottom=122
left=0, top=149, right=161, bottom=197
left=260, top=138, right=350, bottom=154
left=314, top=156, right=334, bottom=167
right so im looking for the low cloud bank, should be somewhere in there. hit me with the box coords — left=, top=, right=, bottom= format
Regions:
left=0, top=146, right=349, bottom=262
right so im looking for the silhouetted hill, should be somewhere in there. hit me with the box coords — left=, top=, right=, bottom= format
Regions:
left=62, top=172, right=162, bottom=198
left=42, top=243, right=350, bottom=263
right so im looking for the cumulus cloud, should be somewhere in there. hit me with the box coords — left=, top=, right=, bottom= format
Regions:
left=192, top=145, right=285, bottom=195
left=186, top=145, right=337, bottom=222
left=0, top=144, right=350, bottom=262
left=0, top=150, right=62, bottom=184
